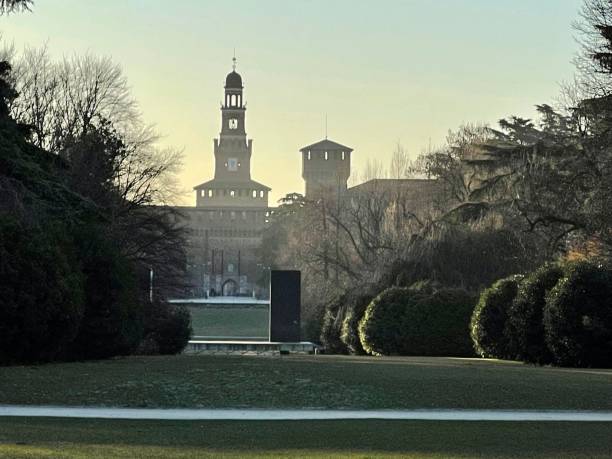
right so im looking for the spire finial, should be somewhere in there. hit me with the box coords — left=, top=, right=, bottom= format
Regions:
left=325, top=114, right=328, bottom=140
left=232, top=48, right=237, bottom=71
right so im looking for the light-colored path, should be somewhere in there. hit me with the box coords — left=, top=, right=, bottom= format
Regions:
left=2, top=406, right=612, bottom=422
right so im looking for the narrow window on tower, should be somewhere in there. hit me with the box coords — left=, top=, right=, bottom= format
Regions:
left=229, top=119, right=238, bottom=129
left=252, top=190, right=257, bottom=198
left=230, top=190, right=235, bottom=197
left=307, top=150, right=311, bottom=160
left=208, top=189, right=213, bottom=197
left=259, top=190, right=264, bottom=198
left=342, top=151, right=345, bottom=160
left=325, top=151, right=329, bottom=160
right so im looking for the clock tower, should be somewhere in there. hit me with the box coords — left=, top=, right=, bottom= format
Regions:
left=214, top=58, right=252, bottom=182
left=186, top=59, right=271, bottom=297
left=193, top=58, right=270, bottom=208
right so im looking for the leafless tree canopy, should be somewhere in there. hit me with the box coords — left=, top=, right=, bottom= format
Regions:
left=4, top=45, right=185, bottom=207
left=9, top=49, right=139, bottom=153
left=0, top=0, right=32, bottom=15
left=574, top=0, right=612, bottom=98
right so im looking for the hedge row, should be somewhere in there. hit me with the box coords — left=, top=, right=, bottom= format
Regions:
left=358, top=286, right=477, bottom=357
left=470, top=261, right=612, bottom=368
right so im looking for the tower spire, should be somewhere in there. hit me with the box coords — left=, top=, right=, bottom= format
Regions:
left=325, top=114, right=328, bottom=140
left=232, top=48, right=237, bottom=71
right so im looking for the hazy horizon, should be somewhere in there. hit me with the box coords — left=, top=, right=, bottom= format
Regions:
left=0, top=0, right=583, bottom=205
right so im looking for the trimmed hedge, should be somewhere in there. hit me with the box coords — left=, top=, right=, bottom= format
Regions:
left=470, top=275, right=523, bottom=359
left=507, top=264, right=562, bottom=364
left=340, top=293, right=374, bottom=355
left=138, top=300, right=192, bottom=355
left=319, top=296, right=349, bottom=354
left=401, top=289, right=477, bottom=357
left=544, top=261, right=612, bottom=368
left=358, top=287, right=424, bottom=355
left=0, top=219, right=84, bottom=364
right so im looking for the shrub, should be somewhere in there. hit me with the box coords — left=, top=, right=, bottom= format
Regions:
left=507, top=264, right=563, bottom=364
left=407, top=280, right=442, bottom=295
left=544, top=261, right=612, bottom=368
left=319, top=296, right=348, bottom=354
left=401, top=289, right=478, bottom=357
left=0, top=218, right=84, bottom=364
left=470, top=275, right=523, bottom=359
left=68, top=229, right=144, bottom=360
left=139, top=300, right=192, bottom=355
left=340, top=292, right=375, bottom=355
left=359, top=287, right=424, bottom=355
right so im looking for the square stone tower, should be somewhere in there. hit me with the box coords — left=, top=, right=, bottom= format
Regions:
left=299, top=139, right=353, bottom=199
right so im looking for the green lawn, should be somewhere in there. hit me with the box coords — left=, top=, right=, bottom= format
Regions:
left=187, top=306, right=268, bottom=339
left=2, top=354, right=612, bottom=410
left=2, top=418, right=612, bottom=458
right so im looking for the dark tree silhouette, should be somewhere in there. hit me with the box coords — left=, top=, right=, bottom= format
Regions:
left=0, top=0, right=32, bottom=14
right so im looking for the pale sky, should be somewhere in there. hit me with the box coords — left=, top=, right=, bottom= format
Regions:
left=1, top=0, right=583, bottom=204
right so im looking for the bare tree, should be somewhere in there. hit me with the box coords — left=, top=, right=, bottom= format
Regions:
left=0, top=0, right=32, bottom=14
left=9, top=45, right=60, bottom=149
left=7, top=47, right=139, bottom=152
left=414, top=123, right=495, bottom=209
left=5, top=43, right=188, bottom=295
left=389, top=142, right=410, bottom=180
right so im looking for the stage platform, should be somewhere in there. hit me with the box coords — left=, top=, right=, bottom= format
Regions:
left=169, top=297, right=269, bottom=308
left=185, top=340, right=320, bottom=355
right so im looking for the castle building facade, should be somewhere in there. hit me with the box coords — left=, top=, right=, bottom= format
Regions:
left=175, top=62, right=440, bottom=299
left=177, top=64, right=271, bottom=298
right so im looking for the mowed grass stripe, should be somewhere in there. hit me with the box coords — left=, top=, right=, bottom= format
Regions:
left=2, top=355, right=612, bottom=410
left=2, top=418, right=612, bottom=458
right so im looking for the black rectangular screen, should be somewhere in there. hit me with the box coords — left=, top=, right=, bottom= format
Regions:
left=270, top=270, right=301, bottom=342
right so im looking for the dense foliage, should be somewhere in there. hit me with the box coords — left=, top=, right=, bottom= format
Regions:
left=544, top=261, right=612, bottom=367
left=0, top=47, right=188, bottom=365
left=340, top=292, right=374, bottom=355
left=0, top=218, right=84, bottom=363
left=507, top=264, right=563, bottom=364
left=358, top=288, right=424, bottom=356
left=319, top=295, right=349, bottom=355
left=138, top=300, right=192, bottom=355
left=401, top=289, right=477, bottom=357
left=67, top=229, right=143, bottom=360
left=356, top=287, right=476, bottom=357
left=470, top=275, right=523, bottom=359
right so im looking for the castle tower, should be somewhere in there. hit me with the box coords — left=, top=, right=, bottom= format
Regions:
left=215, top=63, right=251, bottom=182
left=187, top=59, right=271, bottom=298
left=194, top=58, right=270, bottom=207
left=299, top=139, right=353, bottom=199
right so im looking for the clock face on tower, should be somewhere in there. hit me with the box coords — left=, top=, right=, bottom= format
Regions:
left=227, top=158, right=238, bottom=171
left=229, top=118, right=238, bottom=130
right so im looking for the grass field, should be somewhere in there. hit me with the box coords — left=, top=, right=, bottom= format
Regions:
left=2, top=354, right=612, bottom=410
left=3, top=355, right=612, bottom=458
left=187, top=306, right=268, bottom=338
left=2, top=418, right=612, bottom=458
